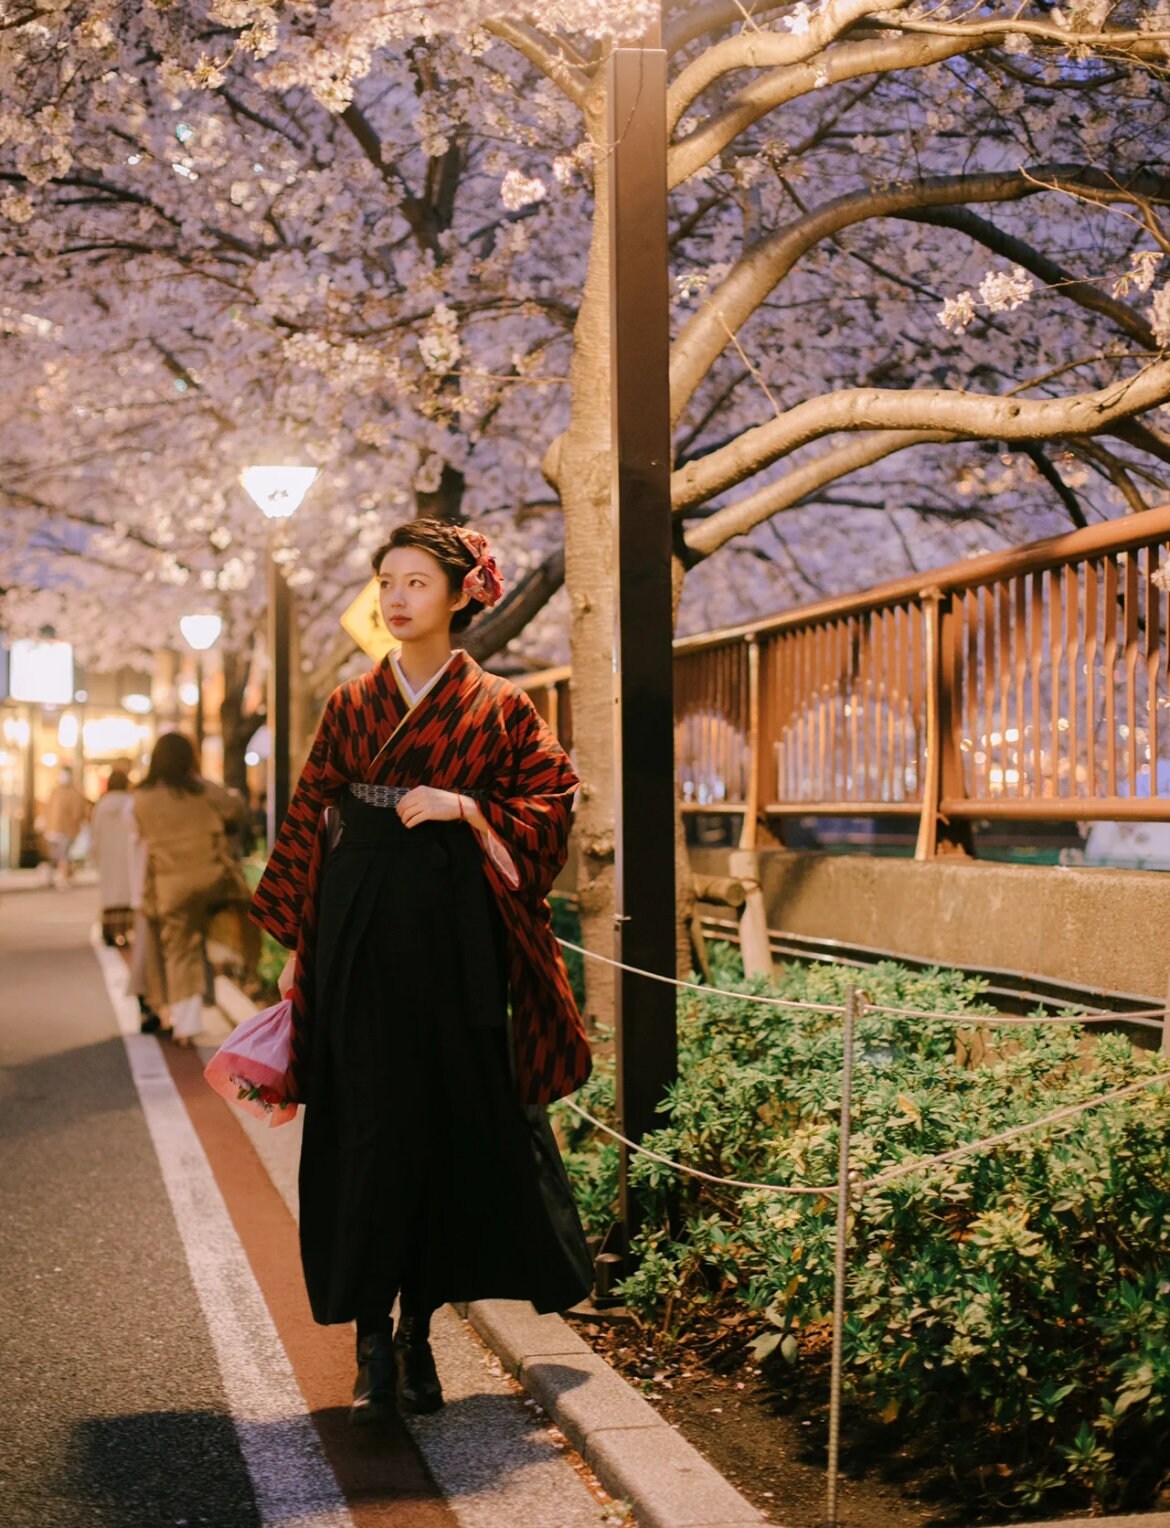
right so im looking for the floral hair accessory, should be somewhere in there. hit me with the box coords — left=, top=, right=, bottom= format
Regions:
left=454, top=527, right=505, bottom=608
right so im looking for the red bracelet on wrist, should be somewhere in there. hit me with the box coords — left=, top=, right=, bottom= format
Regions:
left=457, top=794, right=465, bottom=821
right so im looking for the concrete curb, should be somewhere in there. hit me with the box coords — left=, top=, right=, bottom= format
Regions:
left=467, top=1299, right=768, bottom=1528
left=213, top=972, right=257, bottom=1026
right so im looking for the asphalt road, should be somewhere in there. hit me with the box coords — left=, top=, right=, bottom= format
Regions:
left=0, top=876, right=619, bottom=1528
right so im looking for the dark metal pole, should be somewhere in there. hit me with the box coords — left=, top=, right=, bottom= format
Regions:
left=267, top=544, right=291, bottom=847
left=193, top=653, right=205, bottom=759
left=608, top=28, right=678, bottom=1252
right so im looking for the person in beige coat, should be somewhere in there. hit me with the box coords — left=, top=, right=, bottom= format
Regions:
left=133, top=733, right=254, bottom=1046
left=41, top=769, right=89, bottom=887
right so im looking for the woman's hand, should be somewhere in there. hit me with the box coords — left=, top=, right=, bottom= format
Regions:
left=396, top=786, right=464, bottom=828
left=277, top=954, right=296, bottom=999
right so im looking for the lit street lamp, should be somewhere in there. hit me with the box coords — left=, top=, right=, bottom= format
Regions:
left=240, top=465, right=318, bottom=846
left=179, top=612, right=223, bottom=754
left=178, top=613, right=223, bottom=651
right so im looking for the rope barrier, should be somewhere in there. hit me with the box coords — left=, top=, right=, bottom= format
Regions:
left=895, top=1005, right=1169, bottom=1024
left=555, top=938, right=841, bottom=1014
left=562, top=1071, right=1170, bottom=1199
left=556, top=937, right=1170, bottom=1032
left=561, top=1100, right=839, bottom=1196
left=861, top=1071, right=1169, bottom=1191
left=863, top=1001, right=1168, bottom=1031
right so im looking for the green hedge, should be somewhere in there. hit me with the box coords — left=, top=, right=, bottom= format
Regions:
left=554, top=947, right=1170, bottom=1514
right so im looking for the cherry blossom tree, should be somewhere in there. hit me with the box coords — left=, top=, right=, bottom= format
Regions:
left=0, top=9, right=588, bottom=775
left=3, top=1, right=1170, bottom=1011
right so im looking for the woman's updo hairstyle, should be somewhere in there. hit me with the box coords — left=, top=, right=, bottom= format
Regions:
left=371, top=518, right=486, bottom=633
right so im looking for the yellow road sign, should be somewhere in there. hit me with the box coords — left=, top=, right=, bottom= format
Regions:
left=340, top=577, right=398, bottom=662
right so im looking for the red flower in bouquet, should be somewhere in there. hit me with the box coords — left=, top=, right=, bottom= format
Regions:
left=230, top=1073, right=293, bottom=1113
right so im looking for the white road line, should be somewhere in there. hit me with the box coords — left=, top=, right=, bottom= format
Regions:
left=92, top=931, right=355, bottom=1528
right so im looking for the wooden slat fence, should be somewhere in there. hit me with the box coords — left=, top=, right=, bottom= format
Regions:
left=517, top=505, right=1170, bottom=858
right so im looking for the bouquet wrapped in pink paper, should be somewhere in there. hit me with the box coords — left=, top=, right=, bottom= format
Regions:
left=203, top=998, right=298, bottom=1128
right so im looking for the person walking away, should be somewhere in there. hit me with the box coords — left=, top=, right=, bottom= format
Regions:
left=251, top=518, right=594, bottom=1426
left=90, top=769, right=135, bottom=945
left=134, top=734, right=253, bottom=1047
left=41, top=769, right=88, bottom=888
left=127, top=807, right=167, bottom=1035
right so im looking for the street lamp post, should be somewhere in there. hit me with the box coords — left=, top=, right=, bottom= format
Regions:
left=239, top=465, right=318, bottom=847
left=178, top=612, right=223, bottom=757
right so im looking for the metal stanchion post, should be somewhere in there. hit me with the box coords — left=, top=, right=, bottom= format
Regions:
left=826, top=986, right=858, bottom=1528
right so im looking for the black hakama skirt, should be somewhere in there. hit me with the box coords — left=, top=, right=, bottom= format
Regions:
left=299, top=792, right=592, bottom=1326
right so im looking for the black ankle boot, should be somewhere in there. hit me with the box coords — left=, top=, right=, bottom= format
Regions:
left=352, top=1329, right=396, bottom=1423
left=394, top=1315, right=443, bottom=1414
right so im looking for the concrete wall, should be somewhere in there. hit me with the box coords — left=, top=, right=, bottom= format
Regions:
left=690, top=847, right=1170, bottom=1002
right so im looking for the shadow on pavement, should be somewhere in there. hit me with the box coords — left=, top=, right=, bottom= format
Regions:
left=57, top=1407, right=259, bottom=1528
left=0, top=1036, right=144, bottom=1147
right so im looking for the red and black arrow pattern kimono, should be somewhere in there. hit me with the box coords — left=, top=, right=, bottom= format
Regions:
left=251, top=649, right=591, bottom=1106
left=251, top=649, right=593, bottom=1323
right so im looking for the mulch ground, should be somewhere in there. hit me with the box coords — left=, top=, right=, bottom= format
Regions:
left=564, top=1311, right=1170, bottom=1528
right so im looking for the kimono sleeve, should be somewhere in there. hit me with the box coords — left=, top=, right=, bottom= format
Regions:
left=250, top=692, right=346, bottom=948
left=476, top=692, right=578, bottom=902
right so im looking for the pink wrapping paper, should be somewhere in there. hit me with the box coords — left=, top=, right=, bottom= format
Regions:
left=203, top=998, right=299, bottom=1128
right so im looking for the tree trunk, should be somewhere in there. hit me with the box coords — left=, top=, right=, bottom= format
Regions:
left=558, top=80, right=617, bottom=1033
left=416, top=459, right=466, bottom=523
left=671, top=553, right=696, bottom=978
left=559, top=83, right=704, bottom=1024
left=219, top=644, right=258, bottom=797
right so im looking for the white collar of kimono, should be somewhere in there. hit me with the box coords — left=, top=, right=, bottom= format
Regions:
left=391, top=648, right=458, bottom=708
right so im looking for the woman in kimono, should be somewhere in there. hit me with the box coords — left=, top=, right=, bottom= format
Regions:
left=251, top=519, right=592, bottom=1424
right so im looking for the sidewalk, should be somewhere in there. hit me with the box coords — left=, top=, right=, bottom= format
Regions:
left=2, top=874, right=778, bottom=1528
left=209, top=970, right=770, bottom=1528
left=0, top=876, right=623, bottom=1528
left=7, top=871, right=1165, bottom=1528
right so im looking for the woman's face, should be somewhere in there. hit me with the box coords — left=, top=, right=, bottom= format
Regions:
left=376, top=545, right=468, bottom=645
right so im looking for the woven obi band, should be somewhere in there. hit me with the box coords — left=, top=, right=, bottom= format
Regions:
left=348, top=783, right=411, bottom=809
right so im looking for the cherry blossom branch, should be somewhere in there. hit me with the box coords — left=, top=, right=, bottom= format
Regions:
left=683, top=429, right=955, bottom=558
left=674, top=360, right=1170, bottom=515
left=891, top=14, right=1170, bottom=60
left=1111, top=418, right=1170, bottom=467
left=668, top=0, right=911, bottom=126
left=669, top=165, right=1170, bottom=425
left=896, top=205, right=1159, bottom=350
left=1020, top=169, right=1170, bottom=256
left=669, top=31, right=971, bottom=186
left=676, top=367, right=753, bottom=457
left=484, top=18, right=590, bottom=105
left=1020, top=443, right=1089, bottom=528
left=1072, top=439, right=1153, bottom=517
left=338, top=98, right=468, bottom=260
left=665, top=3, right=793, bottom=55
left=0, top=489, right=174, bottom=558
left=0, top=7, right=52, bottom=30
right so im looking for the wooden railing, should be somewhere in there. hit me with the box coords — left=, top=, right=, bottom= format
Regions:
left=518, top=505, right=1170, bottom=858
